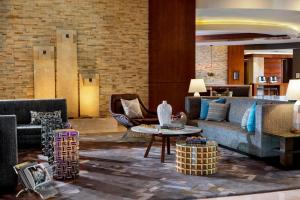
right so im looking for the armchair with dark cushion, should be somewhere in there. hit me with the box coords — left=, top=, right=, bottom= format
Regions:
left=110, top=94, right=158, bottom=128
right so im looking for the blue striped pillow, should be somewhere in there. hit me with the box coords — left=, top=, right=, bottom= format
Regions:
left=206, top=102, right=230, bottom=122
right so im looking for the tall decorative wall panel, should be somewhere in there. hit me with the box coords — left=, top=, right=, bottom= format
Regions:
left=33, top=46, right=55, bottom=99
left=56, top=30, right=79, bottom=118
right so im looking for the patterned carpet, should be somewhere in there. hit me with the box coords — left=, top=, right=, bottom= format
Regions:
left=1, top=132, right=300, bottom=200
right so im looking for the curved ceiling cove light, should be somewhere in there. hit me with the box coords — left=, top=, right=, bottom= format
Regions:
left=196, top=19, right=300, bottom=36
left=196, top=1, right=300, bottom=45
left=196, top=18, right=300, bottom=32
left=196, top=0, right=300, bottom=11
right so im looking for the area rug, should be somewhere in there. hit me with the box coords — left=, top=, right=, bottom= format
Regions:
left=1, top=133, right=300, bottom=200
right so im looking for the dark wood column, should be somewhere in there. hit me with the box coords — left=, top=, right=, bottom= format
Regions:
left=228, top=45, right=245, bottom=85
left=293, top=49, right=300, bottom=79
left=149, top=0, right=196, bottom=113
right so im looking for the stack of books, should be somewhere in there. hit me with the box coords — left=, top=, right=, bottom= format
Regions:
left=186, top=136, right=207, bottom=145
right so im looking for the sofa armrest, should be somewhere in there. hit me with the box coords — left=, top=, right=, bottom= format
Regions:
left=261, top=104, right=293, bottom=132
left=254, top=104, right=293, bottom=157
left=0, top=115, right=18, bottom=190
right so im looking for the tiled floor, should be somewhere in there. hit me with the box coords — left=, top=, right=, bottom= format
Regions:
left=73, top=118, right=300, bottom=200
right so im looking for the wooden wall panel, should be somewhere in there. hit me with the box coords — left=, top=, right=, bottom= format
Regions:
left=264, top=58, right=283, bottom=83
left=33, top=46, right=55, bottom=99
left=149, top=0, right=195, bottom=112
left=293, top=49, right=300, bottom=79
left=56, top=30, right=79, bottom=118
left=228, top=45, right=245, bottom=84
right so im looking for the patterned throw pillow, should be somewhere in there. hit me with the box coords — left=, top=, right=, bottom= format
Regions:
left=241, top=108, right=251, bottom=130
left=206, top=103, right=230, bottom=122
left=41, top=117, right=68, bottom=164
left=30, top=110, right=61, bottom=125
left=121, top=98, right=144, bottom=119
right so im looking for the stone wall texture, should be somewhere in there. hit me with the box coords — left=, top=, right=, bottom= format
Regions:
left=196, top=45, right=228, bottom=85
left=0, top=0, right=148, bottom=117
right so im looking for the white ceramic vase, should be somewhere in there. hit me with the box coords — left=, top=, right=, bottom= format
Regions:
left=157, top=100, right=172, bottom=126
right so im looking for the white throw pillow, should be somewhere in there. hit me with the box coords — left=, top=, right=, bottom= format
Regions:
left=241, top=108, right=251, bottom=130
left=121, top=98, right=144, bottom=119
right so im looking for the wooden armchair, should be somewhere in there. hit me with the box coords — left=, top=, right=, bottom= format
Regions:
left=110, top=94, right=158, bottom=129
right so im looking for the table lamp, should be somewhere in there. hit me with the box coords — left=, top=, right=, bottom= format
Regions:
left=286, top=79, right=300, bottom=133
left=188, top=79, right=207, bottom=97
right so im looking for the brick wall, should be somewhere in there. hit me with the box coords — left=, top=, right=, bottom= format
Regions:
left=196, top=45, right=228, bottom=84
left=0, top=0, right=148, bottom=117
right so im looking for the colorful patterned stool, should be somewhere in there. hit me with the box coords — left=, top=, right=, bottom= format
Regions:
left=53, top=129, right=79, bottom=180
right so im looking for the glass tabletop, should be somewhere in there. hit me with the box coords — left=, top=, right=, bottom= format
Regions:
left=131, top=124, right=202, bottom=135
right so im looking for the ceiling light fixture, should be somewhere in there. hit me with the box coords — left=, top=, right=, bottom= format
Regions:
left=195, top=19, right=300, bottom=34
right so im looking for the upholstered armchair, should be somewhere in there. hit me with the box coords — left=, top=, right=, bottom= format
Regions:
left=110, top=94, right=158, bottom=129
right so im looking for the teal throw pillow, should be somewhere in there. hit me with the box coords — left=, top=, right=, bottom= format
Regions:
left=246, top=103, right=256, bottom=133
left=200, top=98, right=226, bottom=120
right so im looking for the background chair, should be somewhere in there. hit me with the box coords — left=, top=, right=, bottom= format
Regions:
left=110, top=94, right=158, bottom=129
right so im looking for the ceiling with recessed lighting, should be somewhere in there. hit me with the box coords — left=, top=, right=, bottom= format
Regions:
left=196, top=0, right=300, bottom=45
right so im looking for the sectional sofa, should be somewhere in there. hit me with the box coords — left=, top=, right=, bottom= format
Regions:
left=185, top=96, right=293, bottom=158
left=0, top=99, right=67, bottom=191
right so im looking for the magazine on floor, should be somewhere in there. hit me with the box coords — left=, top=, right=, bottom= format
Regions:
left=14, top=162, right=58, bottom=199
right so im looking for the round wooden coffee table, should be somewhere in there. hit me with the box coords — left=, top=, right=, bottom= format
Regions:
left=131, top=125, right=202, bottom=162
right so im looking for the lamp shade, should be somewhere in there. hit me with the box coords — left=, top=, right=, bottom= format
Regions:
left=286, top=79, right=300, bottom=100
left=188, top=79, right=207, bottom=93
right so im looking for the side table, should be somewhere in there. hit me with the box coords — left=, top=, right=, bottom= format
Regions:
left=176, top=141, right=218, bottom=175
left=264, top=129, right=300, bottom=168
left=53, top=129, right=80, bottom=180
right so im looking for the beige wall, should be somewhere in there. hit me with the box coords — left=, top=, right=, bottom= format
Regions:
left=245, top=57, right=264, bottom=84
left=0, top=0, right=148, bottom=117
left=196, top=45, right=228, bottom=84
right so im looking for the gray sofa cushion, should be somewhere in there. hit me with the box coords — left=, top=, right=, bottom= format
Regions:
left=195, top=120, right=256, bottom=154
left=17, top=124, right=42, bottom=148
left=226, top=98, right=256, bottom=124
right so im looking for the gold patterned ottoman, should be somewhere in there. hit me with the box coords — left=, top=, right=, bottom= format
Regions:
left=176, top=141, right=218, bottom=176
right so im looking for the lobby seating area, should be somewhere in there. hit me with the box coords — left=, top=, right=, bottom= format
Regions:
left=0, top=99, right=68, bottom=191
left=2, top=0, right=300, bottom=200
